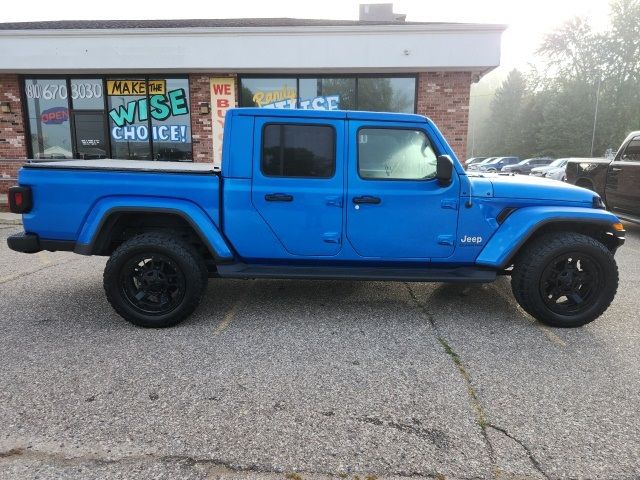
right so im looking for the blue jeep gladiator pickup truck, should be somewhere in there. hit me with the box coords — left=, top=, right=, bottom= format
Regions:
left=7, top=108, right=625, bottom=328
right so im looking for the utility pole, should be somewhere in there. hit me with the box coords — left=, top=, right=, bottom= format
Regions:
left=590, top=78, right=601, bottom=157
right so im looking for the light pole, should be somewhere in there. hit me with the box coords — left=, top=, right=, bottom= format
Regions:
left=590, top=78, right=601, bottom=157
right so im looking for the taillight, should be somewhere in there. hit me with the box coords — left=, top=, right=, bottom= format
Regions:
left=8, top=186, right=32, bottom=214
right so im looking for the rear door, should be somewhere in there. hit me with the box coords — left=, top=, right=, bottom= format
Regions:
left=251, top=117, right=345, bottom=256
left=345, top=120, right=459, bottom=259
left=606, top=135, right=640, bottom=216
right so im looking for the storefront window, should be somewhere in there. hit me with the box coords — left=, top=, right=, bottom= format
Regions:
left=107, top=78, right=152, bottom=160
left=25, top=79, right=73, bottom=159
left=149, top=78, right=192, bottom=161
left=24, top=76, right=193, bottom=161
left=106, top=77, right=192, bottom=161
left=70, top=79, right=104, bottom=110
left=240, top=78, right=297, bottom=108
left=357, top=77, right=416, bottom=113
left=240, top=76, right=415, bottom=113
left=298, top=78, right=356, bottom=110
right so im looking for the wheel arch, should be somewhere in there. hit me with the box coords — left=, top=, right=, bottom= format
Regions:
left=75, top=199, right=234, bottom=263
left=476, top=207, right=624, bottom=269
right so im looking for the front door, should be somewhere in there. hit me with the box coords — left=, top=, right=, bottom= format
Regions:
left=72, top=111, right=109, bottom=159
left=606, top=135, right=640, bottom=216
left=251, top=117, right=345, bottom=257
left=346, top=121, right=459, bottom=259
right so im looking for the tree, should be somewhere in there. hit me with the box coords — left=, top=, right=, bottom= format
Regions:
left=474, top=0, right=640, bottom=159
left=476, top=69, right=529, bottom=157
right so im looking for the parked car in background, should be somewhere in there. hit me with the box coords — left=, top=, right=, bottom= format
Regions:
left=502, top=157, right=554, bottom=174
left=466, top=157, right=495, bottom=171
left=531, top=158, right=568, bottom=181
left=478, top=156, right=520, bottom=172
left=566, top=131, right=640, bottom=222
left=465, top=157, right=488, bottom=168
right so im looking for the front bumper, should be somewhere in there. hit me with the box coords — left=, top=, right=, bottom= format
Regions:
left=7, top=232, right=75, bottom=254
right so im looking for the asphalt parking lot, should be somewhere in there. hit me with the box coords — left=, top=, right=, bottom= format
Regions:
left=0, top=223, right=639, bottom=480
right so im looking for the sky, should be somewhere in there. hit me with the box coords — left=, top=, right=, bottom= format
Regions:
left=2, top=0, right=613, bottom=77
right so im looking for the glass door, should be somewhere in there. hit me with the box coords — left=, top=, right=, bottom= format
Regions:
left=72, top=111, right=109, bottom=159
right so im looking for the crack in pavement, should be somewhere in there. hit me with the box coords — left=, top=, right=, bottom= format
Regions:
left=486, top=424, right=549, bottom=479
left=357, top=416, right=450, bottom=449
left=404, top=283, right=549, bottom=480
left=0, top=446, right=475, bottom=479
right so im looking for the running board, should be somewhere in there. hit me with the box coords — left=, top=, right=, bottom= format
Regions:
left=217, top=263, right=497, bottom=283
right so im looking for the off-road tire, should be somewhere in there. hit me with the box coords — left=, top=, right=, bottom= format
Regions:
left=104, top=232, right=208, bottom=328
left=511, top=232, right=618, bottom=328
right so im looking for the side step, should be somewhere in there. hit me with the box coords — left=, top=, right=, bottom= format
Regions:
left=217, top=263, right=497, bottom=283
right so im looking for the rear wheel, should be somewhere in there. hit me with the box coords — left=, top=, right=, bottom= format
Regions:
left=511, top=232, right=618, bottom=327
left=104, top=232, right=208, bottom=328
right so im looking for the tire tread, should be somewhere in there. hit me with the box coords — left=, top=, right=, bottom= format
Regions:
left=103, top=232, right=207, bottom=328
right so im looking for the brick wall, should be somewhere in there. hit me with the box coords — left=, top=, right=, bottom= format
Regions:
left=416, top=72, right=472, bottom=161
left=189, top=74, right=238, bottom=163
left=0, top=74, right=27, bottom=201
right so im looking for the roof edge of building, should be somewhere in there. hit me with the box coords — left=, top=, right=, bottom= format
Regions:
left=0, top=21, right=508, bottom=36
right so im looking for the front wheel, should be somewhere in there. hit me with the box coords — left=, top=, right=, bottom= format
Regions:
left=104, top=232, right=208, bottom=328
left=511, top=232, right=618, bottom=328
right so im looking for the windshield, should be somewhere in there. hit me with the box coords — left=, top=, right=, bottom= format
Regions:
left=486, top=157, right=506, bottom=164
left=549, top=158, right=567, bottom=167
left=478, top=157, right=495, bottom=165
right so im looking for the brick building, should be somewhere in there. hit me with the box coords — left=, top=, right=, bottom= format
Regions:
left=0, top=8, right=504, bottom=209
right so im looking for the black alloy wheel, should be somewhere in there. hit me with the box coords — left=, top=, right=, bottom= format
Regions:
left=104, top=232, right=208, bottom=328
left=539, top=252, right=602, bottom=316
left=120, top=253, right=186, bottom=315
left=511, top=232, right=618, bottom=327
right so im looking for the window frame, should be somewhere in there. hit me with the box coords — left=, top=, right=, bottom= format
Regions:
left=260, top=122, right=337, bottom=179
left=621, top=136, right=640, bottom=162
left=239, top=73, right=419, bottom=113
left=20, top=74, right=192, bottom=161
left=356, top=125, right=440, bottom=182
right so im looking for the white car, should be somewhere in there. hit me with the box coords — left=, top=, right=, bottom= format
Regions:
left=530, top=158, right=568, bottom=181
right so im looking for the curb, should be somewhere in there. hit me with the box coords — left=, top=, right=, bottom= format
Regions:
left=0, top=215, right=22, bottom=226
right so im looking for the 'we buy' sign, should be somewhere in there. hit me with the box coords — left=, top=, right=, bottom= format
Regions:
left=210, top=78, right=236, bottom=168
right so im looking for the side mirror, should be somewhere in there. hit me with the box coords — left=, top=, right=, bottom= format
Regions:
left=436, top=155, right=454, bottom=186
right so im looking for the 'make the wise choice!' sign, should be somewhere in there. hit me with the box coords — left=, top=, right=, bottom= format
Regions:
left=210, top=78, right=236, bottom=168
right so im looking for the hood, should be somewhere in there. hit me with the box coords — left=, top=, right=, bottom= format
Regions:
left=469, top=173, right=595, bottom=204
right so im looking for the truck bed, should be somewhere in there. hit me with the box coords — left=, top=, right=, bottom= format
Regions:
left=24, top=159, right=219, bottom=174
left=19, top=161, right=221, bottom=242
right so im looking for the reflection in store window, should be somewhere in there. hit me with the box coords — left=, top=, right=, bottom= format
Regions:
left=240, top=78, right=297, bottom=108
left=357, top=78, right=415, bottom=113
left=299, top=78, right=356, bottom=110
left=240, top=76, right=415, bottom=113
left=25, top=79, right=73, bottom=159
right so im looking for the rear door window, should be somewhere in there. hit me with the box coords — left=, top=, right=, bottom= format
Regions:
left=261, top=124, right=335, bottom=178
